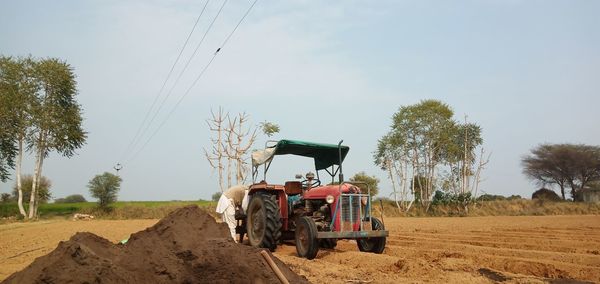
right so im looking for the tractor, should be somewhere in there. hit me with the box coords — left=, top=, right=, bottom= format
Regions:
left=236, top=139, right=388, bottom=259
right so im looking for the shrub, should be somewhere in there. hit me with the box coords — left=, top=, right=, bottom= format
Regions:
left=211, top=192, right=221, bottom=202
left=431, top=190, right=472, bottom=206
left=1, top=193, right=11, bottom=203
left=477, top=194, right=506, bottom=201
left=55, top=194, right=87, bottom=203
left=532, top=188, right=562, bottom=202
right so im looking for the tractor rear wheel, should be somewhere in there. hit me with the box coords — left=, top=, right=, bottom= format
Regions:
left=357, top=217, right=386, bottom=254
left=295, top=216, right=319, bottom=259
left=246, top=193, right=282, bottom=251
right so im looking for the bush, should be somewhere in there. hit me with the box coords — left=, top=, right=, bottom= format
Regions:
left=55, top=194, right=87, bottom=203
left=477, top=194, right=506, bottom=201
left=431, top=190, right=472, bottom=206
left=532, top=188, right=562, bottom=202
left=1, top=193, right=11, bottom=203
left=507, top=195, right=522, bottom=200
left=211, top=192, right=221, bottom=202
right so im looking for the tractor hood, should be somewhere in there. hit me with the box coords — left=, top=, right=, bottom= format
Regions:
left=303, top=183, right=360, bottom=199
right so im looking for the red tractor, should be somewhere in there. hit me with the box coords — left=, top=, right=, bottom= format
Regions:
left=237, top=139, right=388, bottom=259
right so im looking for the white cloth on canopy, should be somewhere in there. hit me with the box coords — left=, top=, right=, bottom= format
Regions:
left=251, top=148, right=276, bottom=167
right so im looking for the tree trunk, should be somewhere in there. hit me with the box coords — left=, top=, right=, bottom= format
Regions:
left=28, top=135, right=45, bottom=219
left=386, top=160, right=401, bottom=211
left=16, top=136, right=26, bottom=217
left=559, top=184, right=566, bottom=200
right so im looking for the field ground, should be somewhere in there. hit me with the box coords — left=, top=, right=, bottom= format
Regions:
left=1, top=215, right=599, bottom=283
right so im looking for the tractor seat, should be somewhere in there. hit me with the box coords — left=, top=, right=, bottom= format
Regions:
left=284, top=181, right=302, bottom=195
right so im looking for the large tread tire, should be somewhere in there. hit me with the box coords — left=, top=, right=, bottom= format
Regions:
left=295, top=216, right=319, bottom=259
left=357, top=217, right=386, bottom=254
left=246, top=193, right=282, bottom=251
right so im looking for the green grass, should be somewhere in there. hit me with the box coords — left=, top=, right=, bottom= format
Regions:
left=0, top=200, right=215, bottom=219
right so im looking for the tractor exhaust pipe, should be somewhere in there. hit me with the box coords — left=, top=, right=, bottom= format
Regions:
left=338, top=140, right=344, bottom=184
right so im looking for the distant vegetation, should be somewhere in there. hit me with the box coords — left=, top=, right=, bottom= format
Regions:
left=0, top=200, right=214, bottom=220
left=54, top=194, right=87, bottom=203
left=373, top=198, right=600, bottom=217
left=522, top=143, right=600, bottom=201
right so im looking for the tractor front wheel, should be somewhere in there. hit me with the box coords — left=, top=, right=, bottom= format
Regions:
left=246, top=193, right=282, bottom=251
left=295, top=216, right=319, bottom=259
left=357, top=217, right=386, bottom=254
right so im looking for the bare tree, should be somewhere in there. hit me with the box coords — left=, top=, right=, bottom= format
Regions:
left=225, top=113, right=257, bottom=184
left=205, top=109, right=259, bottom=191
left=204, top=107, right=228, bottom=192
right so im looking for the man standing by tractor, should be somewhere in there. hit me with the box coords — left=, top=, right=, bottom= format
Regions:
left=215, top=184, right=249, bottom=242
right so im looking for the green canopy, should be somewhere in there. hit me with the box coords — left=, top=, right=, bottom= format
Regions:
left=272, top=139, right=350, bottom=170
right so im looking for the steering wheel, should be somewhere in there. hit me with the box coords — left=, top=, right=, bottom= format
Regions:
left=301, top=178, right=321, bottom=188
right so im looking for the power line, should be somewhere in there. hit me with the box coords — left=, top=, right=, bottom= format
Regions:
left=125, top=0, right=259, bottom=165
left=119, top=0, right=210, bottom=163
left=123, top=0, right=229, bottom=163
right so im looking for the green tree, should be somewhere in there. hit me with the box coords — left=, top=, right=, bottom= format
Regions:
left=88, top=172, right=122, bottom=210
left=349, top=171, right=380, bottom=197
left=375, top=100, right=485, bottom=211
left=0, top=56, right=38, bottom=217
left=12, top=175, right=52, bottom=205
left=522, top=144, right=600, bottom=201
left=27, top=58, right=87, bottom=218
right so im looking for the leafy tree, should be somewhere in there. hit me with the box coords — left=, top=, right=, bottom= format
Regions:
left=259, top=121, right=280, bottom=137
left=55, top=194, right=86, bottom=203
left=375, top=100, right=486, bottom=212
left=211, top=192, right=221, bottom=202
left=27, top=58, right=87, bottom=218
left=12, top=175, right=52, bottom=204
left=522, top=144, right=600, bottom=201
left=349, top=171, right=380, bottom=197
left=88, top=172, right=122, bottom=210
left=1, top=56, right=38, bottom=218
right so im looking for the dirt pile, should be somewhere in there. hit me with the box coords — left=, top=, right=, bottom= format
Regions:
left=3, top=205, right=308, bottom=284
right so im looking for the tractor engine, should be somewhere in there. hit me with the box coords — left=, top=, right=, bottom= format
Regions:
left=290, top=199, right=332, bottom=231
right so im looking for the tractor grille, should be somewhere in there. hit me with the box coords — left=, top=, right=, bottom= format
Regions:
left=340, top=195, right=360, bottom=231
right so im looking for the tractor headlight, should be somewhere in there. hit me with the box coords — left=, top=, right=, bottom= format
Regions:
left=326, top=195, right=335, bottom=204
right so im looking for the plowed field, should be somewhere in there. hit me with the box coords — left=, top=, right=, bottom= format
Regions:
left=1, top=215, right=599, bottom=283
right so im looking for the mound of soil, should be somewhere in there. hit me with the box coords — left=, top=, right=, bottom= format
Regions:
left=3, top=205, right=309, bottom=284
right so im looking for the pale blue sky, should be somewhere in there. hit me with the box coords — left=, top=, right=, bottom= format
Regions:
left=1, top=1, right=599, bottom=201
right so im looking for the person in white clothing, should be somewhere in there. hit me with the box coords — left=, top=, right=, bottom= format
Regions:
left=215, top=184, right=249, bottom=242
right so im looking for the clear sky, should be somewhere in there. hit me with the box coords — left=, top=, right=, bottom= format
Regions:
left=1, top=1, right=599, bottom=201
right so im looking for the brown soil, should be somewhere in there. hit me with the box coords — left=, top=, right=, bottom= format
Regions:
left=273, top=215, right=600, bottom=283
left=1, top=206, right=308, bottom=284
left=1, top=214, right=599, bottom=283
